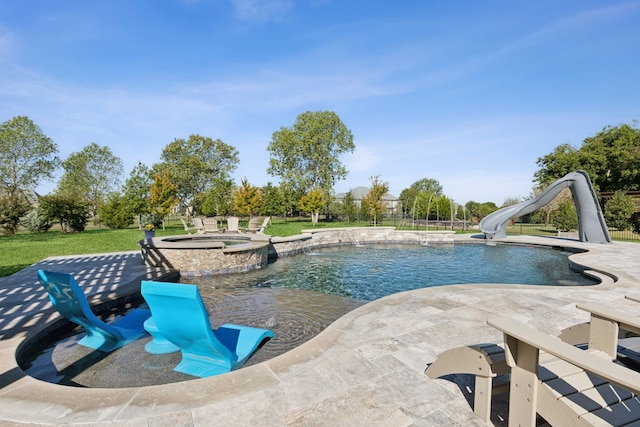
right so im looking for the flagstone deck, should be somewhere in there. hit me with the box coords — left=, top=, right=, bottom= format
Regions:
left=1, top=235, right=639, bottom=426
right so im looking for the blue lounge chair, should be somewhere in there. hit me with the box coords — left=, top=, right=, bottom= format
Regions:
left=141, top=280, right=275, bottom=378
left=37, top=270, right=151, bottom=352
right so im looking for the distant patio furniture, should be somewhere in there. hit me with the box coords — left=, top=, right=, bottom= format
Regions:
left=246, top=217, right=270, bottom=233
left=141, top=280, right=275, bottom=378
left=37, top=269, right=151, bottom=352
left=191, top=217, right=206, bottom=234
left=203, top=217, right=219, bottom=233
left=226, top=216, right=240, bottom=233
left=180, top=218, right=201, bottom=234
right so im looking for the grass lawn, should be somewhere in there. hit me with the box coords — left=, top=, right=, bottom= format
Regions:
left=0, top=218, right=393, bottom=277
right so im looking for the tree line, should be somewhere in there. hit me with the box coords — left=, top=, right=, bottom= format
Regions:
left=1, top=113, right=638, bottom=235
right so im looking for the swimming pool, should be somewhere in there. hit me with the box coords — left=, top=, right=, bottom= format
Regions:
left=191, top=242, right=597, bottom=300
left=20, top=242, right=596, bottom=388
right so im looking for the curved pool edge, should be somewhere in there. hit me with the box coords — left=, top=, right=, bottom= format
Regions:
left=2, top=236, right=640, bottom=425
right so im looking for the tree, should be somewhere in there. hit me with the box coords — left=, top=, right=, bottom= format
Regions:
left=267, top=111, right=354, bottom=200
left=233, top=178, right=262, bottom=217
left=57, top=142, right=124, bottom=216
left=99, top=193, right=134, bottom=229
left=158, top=134, right=239, bottom=213
left=0, top=116, right=59, bottom=196
left=20, top=208, right=54, bottom=233
left=149, top=169, right=179, bottom=219
left=198, top=177, right=234, bottom=216
left=0, top=194, right=30, bottom=235
left=259, top=182, right=287, bottom=217
left=40, top=193, right=91, bottom=233
left=553, top=199, right=578, bottom=231
left=299, top=188, right=327, bottom=225
left=341, top=190, right=357, bottom=223
left=535, top=122, right=640, bottom=192
left=399, top=178, right=443, bottom=218
left=605, top=191, right=636, bottom=231
left=362, top=176, right=389, bottom=226
left=122, top=162, right=153, bottom=222
left=466, top=201, right=499, bottom=221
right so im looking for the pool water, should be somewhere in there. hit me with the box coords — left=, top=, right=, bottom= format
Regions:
left=21, top=242, right=595, bottom=388
left=191, top=243, right=597, bottom=300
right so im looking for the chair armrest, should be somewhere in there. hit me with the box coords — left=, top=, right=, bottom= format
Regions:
left=487, top=316, right=640, bottom=395
left=577, top=302, right=640, bottom=336
left=576, top=302, right=640, bottom=358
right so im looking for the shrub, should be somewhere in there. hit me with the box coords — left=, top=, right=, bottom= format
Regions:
left=98, top=193, right=134, bottom=229
left=140, top=213, right=164, bottom=229
left=553, top=199, right=578, bottom=231
left=40, top=194, right=91, bottom=233
left=605, top=191, right=636, bottom=231
left=0, top=194, right=31, bottom=235
left=20, top=209, right=54, bottom=232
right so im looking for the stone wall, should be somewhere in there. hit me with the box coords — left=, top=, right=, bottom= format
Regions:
left=269, top=227, right=455, bottom=258
left=141, top=242, right=269, bottom=277
left=140, top=228, right=455, bottom=275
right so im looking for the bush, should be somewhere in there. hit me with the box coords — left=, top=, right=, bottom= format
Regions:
left=631, top=212, right=640, bottom=234
left=98, top=193, right=134, bottom=229
left=605, top=191, right=636, bottom=231
left=0, top=194, right=31, bottom=235
left=553, top=199, right=578, bottom=231
left=20, top=209, right=54, bottom=232
left=40, top=194, right=91, bottom=233
left=140, top=213, right=164, bottom=229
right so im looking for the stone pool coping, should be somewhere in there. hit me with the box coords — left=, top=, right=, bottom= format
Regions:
left=1, top=234, right=639, bottom=425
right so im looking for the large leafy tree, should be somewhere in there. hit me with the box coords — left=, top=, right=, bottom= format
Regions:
left=0, top=116, right=59, bottom=196
left=267, top=110, right=354, bottom=201
left=535, top=122, right=640, bottom=192
left=57, top=142, right=124, bottom=215
left=158, top=134, right=239, bottom=213
left=399, top=178, right=443, bottom=218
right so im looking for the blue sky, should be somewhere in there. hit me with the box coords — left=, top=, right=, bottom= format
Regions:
left=1, top=1, right=639, bottom=205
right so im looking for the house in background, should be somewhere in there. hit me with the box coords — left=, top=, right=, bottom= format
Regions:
left=334, top=186, right=400, bottom=215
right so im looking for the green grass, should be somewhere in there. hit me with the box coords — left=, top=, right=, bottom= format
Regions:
left=1, top=216, right=534, bottom=278
left=0, top=217, right=405, bottom=277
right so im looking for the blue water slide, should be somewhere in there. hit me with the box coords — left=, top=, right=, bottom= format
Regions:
left=479, top=170, right=611, bottom=243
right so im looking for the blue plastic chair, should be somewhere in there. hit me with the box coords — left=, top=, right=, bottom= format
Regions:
left=37, top=270, right=151, bottom=352
left=141, top=280, right=275, bottom=378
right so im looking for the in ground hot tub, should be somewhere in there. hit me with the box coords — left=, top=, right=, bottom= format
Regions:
left=139, top=234, right=271, bottom=276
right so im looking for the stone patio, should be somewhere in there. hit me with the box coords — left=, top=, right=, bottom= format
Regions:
left=0, top=234, right=639, bottom=426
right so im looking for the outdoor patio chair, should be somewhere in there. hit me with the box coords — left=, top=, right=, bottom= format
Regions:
left=226, top=216, right=240, bottom=233
left=37, top=269, right=151, bottom=352
left=191, top=217, right=206, bottom=234
left=180, top=218, right=198, bottom=234
left=426, top=300, right=640, bottom=423
left=141, top=280, right=275, bottom=378
left=255, top=217, right=271, bottom=233
left=203, top=217, right=219, bottom=233
left=245, top=217, right=262, bottom=233
left=488, top=316, right=640, bottom=426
